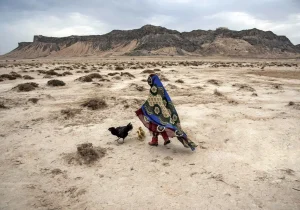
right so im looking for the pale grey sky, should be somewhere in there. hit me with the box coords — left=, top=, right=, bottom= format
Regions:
left=0, top=0, right=299, bottom=54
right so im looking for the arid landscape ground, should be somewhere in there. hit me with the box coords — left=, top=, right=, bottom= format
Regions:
left=0, top=57, right=300, bottom=210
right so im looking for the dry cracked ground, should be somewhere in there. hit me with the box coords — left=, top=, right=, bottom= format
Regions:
left=0, top=57, right=300, bottom=210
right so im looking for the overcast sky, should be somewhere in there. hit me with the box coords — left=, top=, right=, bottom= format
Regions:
left=0, top=0, right=299, bottom=54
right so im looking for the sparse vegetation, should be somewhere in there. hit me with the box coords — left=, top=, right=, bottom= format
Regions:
left=28, top=98, right=39, bottom=104
left=13, top=82, right=39, bottom=92
left=175, top=79, right=184, bottom=83
left=23, top=75, right=34, bottom=80
left=208, top=79, right=222, bottom=86
left=64, top=143, right=106, bottom=165
left=47, top=79, right=66, bottom=86
left=61, top=108, right=82, bottom=119
left=214, top=89, right=223, bottom=97
left=81, top=98, right=107, bottom=110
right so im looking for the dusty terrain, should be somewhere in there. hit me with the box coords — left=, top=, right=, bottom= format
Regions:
left=0, top=57, right=300, bottom=210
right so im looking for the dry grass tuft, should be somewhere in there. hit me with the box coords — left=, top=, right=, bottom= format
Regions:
left=81, top=98, right=107, bottom=110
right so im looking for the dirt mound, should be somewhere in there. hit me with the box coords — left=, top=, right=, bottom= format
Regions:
left=64, top=143, right=106, bottom=165
left=47, top=79, right=65, bottom=86
left=13, top=82, right=39, bottom=92
left=81, top=98, right=107, bottom=110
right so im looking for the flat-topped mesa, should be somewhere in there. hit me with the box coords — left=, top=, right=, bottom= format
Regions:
left=4, top=25, right=300, bottom=58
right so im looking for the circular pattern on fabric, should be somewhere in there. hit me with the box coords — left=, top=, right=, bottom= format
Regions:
left=147, top=76, right=153, bottom=86
left=153, top=105, right=162, bottom=115
left=163, top=99, right=168, bottom=107
left=170, top=118, right=175, bottom=125
left=175, top=130, right=184, bottom=137
left=144, top=116, right=150, bottom=123
left=157, top=125, right=166, bottom=132
left=172, top=114, right=178, bottom=122
left=150, top=85, right=158, bottom=94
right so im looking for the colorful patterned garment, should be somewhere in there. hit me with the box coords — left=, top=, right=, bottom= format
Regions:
left=135, top=74, right=197, bottom=151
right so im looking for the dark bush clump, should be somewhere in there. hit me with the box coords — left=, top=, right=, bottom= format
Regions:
left=81, top=98, right=107, bottom=110
left=47, top=79, right=66, bottom=86
left=13, top=82, right=39, bottom=92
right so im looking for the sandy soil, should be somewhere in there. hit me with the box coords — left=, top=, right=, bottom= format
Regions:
left=0, top=57, right=300, bottom=210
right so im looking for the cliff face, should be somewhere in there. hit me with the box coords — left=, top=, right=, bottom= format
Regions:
left=3, top=25, right=300, bottom=58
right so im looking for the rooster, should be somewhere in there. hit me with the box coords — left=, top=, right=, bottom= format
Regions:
left=108, top=123, right=133, bottom=144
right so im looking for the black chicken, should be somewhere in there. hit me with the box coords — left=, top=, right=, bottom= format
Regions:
left=108, top=123, right=133, bottom=144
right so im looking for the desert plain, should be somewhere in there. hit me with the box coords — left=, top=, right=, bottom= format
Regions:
left=0, top=57, right=300, bottom=210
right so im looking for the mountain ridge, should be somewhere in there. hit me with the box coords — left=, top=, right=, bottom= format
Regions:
left=3, top=25, right=300, bottom=58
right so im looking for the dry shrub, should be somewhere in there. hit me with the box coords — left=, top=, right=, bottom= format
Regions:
left=154, top=69, right=161, bottom=72
left=288, top=101, right=295, bottom=106
left=141, top=69, right=155, bottom=74
left=88, top=73, right=102, bottom=79
left=45, top=70, right=59, bottom=75
left=43, top=75, right=52, bottom=79
left=64, top=143, right=106, bottom=165
left=115, top=66, right=124, bottom=70
left=62, top=71, right=73, bottom=76
left=77, top=76, right=92, bottom=82
left=121, top=72, right=135, bottom=78
left=61, top=108, right=82, bottom=119
left=28, top=98, right=39, bottom=104
left=208, top=79, right=222, bottom=86
left=112, top=76, right=122, bottom=80
left=0, top=74, right=16, bottom=80
left=0, top=102, right=8, bottom=109
left=13, top=82, right=39, bottom=92
left=47, top=79, right=66, bottom=86
left=108, top=72, right=119, bottom=76
left=214, top=89, right=223, bottom=97
left=175, top=79, right=184, bottom=83
left=23, top=75, right=34, bottom=80
left=81, top=98, right=107, bottom=110
left=10, top=72, right=22, bottom=78
left=233, top=83, right=255, bottom=92
left=166, top=84, right=178, bottom=90
left=160, top=74, right=169, bottom=81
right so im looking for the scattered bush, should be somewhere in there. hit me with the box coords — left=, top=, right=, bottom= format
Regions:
left=47, top=79, right=66, bottom=86
left=175, top=79, right=184, bottom=83
left=23, top=75, right=34, bottom=80
left=13, top=82, right=39, bottom=92
left=28, top=98, right=39, bottom=104
left=115, top=66, right=124, bottom=70
left=81, top=98, right=107, bottom=110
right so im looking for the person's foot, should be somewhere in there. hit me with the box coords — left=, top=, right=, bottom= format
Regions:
left=164, top=140, right=171, bottom=145
left=149, top=137, right=158, bottom=146
left=148, top=141, right=158, bottom=146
